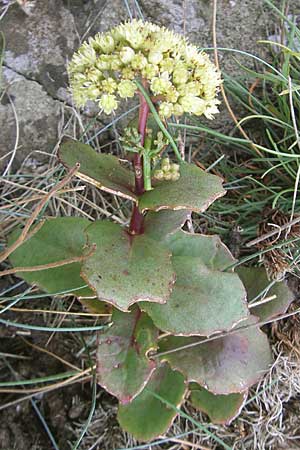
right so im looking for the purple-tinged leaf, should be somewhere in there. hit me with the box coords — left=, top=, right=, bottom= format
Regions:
left=97, top=306, right=158, bottom=403
left=159, top=317, right=272, bottom=394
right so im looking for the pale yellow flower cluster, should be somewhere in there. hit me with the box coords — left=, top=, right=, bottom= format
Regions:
left=69, top=20, right=221, bottom=118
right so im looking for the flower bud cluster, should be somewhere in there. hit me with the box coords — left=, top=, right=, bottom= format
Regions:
left=69, top=20, right=221, bottom=118
left=153, top=157, right=180, bottom=181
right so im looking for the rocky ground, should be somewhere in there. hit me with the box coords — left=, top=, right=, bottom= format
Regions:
left=1, top=0, right=275, bottom=171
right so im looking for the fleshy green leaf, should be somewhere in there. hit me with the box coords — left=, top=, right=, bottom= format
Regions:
left=189, top=383, right=247, bottom=424
left=237, top=266, right=294, bottom=321
left=59, top=139, right=136, bottom=201
left=159, top=317, right=272, bottom=394
left=141, top=232, right=249, bottom=336
left=144, top=210, right=189, bottom=241
left=81, top=221, right=175, bottom=312
left=79, top=299, right=112, bottom=314
left=9, top=217, right=95, bottom=298
left=96, top=306, right=158, bottom=403
left=139, top=162, right=225, bottom=212
left=117, top=363, right=186, bottom=441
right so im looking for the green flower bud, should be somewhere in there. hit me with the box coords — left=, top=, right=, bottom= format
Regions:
left=170, top=172, right=180, bottom=181
left=99, top=94, right=118, bottom=114
left=153, top=169, right=164, bottom=180
left=118, top=80, right=136, bottom=98
left=161, top=157, right=171, bottom=172
left=164, top=172, right=173, bottom=181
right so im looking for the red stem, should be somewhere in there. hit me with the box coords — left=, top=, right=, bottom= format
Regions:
left=129, top=84, right=150, bottom=236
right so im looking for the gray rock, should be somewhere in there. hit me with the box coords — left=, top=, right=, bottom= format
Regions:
left=0, top=68, right=61, bottom=172
left=2, top=0, right=78, bottom=99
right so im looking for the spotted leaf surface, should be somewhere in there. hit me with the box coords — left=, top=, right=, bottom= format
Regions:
left=81, top=221, right=175, bottom=312
left=97, top=306, right=158, bottom=403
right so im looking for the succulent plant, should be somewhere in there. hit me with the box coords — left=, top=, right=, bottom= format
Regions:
left=7, top=20, right=294, bottom=442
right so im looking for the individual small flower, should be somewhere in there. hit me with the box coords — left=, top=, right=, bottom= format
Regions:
left=99, top=94, right=118, bottom=114
left=118, top=80, right=136, bottom=98
left=180, top=95, right=206, bottom=115
left=172, top=67, right=189, bottom=85
left=159, top=102, right=174, bottom=118
left=150, top=73, right=172, bottom=95
left=95, top=34, right=115, bottom=53
left=119, top=46, right=135, bottom=64
left=131, top=53, right=148, bottom=70
left=69, top=19, right=221, bottom=118
left=148, top=50, right=163, bottom=65
left=101, top=77, right=117, bottom=94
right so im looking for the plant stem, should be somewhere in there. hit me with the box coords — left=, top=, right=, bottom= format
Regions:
left=135, top=80, right=183, bottom=162
left=143, top=135, right=153, bottom=191
left=129, top=82, right=150, bottom=235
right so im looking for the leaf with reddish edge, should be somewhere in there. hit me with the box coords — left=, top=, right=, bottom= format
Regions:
left=237, top=267, right=294, bottom=321
left=97, top=306, right=158, bottom=404
left=117, top=363, right=186, bottom=441
left=158, top=317, right=272, bottom=395
left=189, top=382, right=247, bottom=424
left=143, top=210, right=190, bottom=241
left=81, top=221, right=176, bottom=312
left=139, top=162, right=225, bottom=213
left=9, top=217, right=95, bottom=298
left=140, top=232, right=249, bottom=336
left=59, top=139, right=137, bottom=202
